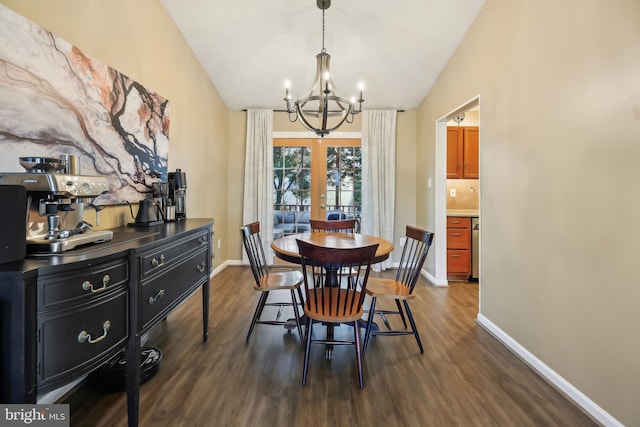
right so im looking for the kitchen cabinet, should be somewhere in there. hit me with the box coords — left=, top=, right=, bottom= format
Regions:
left=447, top=126, right=479, bottom=179
left=447, top=216, right=471, bottom=275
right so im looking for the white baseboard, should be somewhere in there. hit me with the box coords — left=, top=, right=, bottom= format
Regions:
left=422, top=268, right=448, bottom=287
left=476, top=314, right=622, bottom=427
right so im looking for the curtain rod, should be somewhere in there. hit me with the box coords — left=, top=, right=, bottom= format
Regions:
left=242, top=109, right=406, bottom=112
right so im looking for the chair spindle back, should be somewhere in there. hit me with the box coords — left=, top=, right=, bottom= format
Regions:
left=297, top=239, right=378, bottom=320
left=240, top=221, right=269, bottom=283
left=396, top=225, right=434, bottom=293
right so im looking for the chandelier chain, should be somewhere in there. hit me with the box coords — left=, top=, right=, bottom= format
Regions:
left=321, top=9, right=326, bottom=53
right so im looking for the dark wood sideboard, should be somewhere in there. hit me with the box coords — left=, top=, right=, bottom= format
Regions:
left=0, top=218, right=214, bottom=427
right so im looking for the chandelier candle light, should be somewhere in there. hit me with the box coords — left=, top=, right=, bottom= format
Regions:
left=284, top=0, right=364, bottom=137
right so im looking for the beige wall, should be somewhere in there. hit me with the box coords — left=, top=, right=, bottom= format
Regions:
left=417, top=0, right=640, bottom=424
left=2, top=0, right=230, bottom=270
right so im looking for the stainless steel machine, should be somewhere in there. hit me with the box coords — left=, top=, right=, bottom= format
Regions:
left=0, top=158, right=114, bottom=253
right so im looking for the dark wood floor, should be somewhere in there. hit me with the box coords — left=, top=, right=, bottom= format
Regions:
left=63, top=266, right=598, bottom=426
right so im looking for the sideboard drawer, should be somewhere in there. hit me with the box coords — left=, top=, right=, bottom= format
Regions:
left=37, top=289, right=128, bottom=391
left=140, top=231, right=209, bottom=279
left=140, top=248, right=208, bottom=331
left=38, top=259, right=128, bottom=311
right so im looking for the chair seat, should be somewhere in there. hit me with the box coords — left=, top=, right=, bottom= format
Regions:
left=365, top=277, right=415, bottom=300
left=255, top=270, right=304, bottom=291
left=303, top=289, right=364, bottom=323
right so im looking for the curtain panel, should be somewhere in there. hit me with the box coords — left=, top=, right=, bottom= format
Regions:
left=361, top=110, right=397, bottom=270
left=242, top=109, right=274, bottom=264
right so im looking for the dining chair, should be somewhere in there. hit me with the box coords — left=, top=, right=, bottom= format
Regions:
left=362, top=225, right=434, bottom=354
left=296, top=239, right=378, bottom=388
left=241, top=221, right=304, bottom=343
left=309, top=218, right=358, bottom=233
left=310, top=218, right=360, bottom=283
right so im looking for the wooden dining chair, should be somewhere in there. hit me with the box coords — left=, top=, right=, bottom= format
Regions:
left=296, top=239, right=378, bottom=388
left=309, top=218, right=358, bottom=233
left=310, top=218, right=361, bottom=282
left=241, top=222, right=304, bottom=343
left=362, top=225, right=434, bottom=354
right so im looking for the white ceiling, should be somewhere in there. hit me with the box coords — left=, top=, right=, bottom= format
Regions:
left=160, top=0, right=485, bottom=111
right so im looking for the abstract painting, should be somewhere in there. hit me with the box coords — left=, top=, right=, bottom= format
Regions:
left=0, top=4, right=170, bottom=204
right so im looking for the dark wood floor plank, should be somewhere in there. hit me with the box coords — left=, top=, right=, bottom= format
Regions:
left=62, top=266, right=598, bottom=426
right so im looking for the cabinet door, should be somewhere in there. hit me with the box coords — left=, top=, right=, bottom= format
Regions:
left=447, top=128, right=463, bottom=179
left=463, top=127, right=479, bottom=178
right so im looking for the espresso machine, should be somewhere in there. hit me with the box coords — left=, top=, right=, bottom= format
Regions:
left=168, top=169, right=187, bottom=220
left=0, top=156, right=114, bottom=253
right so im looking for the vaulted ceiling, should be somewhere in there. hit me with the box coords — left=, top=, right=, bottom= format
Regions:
left=161, top=0, right=485, bottom=111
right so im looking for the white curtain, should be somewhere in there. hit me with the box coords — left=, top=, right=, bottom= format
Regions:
left=242, top=109, right=274, bottom=264
left=361, top=110, right=397, bottom=270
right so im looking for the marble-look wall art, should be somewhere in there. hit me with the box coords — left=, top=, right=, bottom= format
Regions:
left=0, top=4, right=170, bottom=204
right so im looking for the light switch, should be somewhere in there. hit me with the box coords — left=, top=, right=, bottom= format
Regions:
left=450, top=188, right=457, bottom=197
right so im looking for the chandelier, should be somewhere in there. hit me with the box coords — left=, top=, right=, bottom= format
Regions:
left=284, top=0, right=364, bottom=137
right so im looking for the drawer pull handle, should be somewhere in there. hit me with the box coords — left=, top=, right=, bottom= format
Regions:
left=151, top=254, right=166, bottom=268
left=198, top=237, right=206, bottom=245
left=82, top=275, right=109, bottom=293
left=148, top=289, right=165, bottom=305
left=196, top=261, right=206, bottom=273
left=451, top=233, right=461, bottom=237
left=451, top=254, right=461, bottom=258
left=78, top=320, right=111, bottom=344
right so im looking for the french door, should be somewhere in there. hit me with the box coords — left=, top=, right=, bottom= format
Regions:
left=273, top=138, right=361, bottom=236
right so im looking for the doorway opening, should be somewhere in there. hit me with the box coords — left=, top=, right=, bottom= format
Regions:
left=434, top=96, right=481, bottom=291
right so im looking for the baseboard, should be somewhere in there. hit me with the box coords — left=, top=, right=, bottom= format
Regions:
left=210, top=260, right=241, bottom=278
left=476, top=314, right=622, bottom=427
left=422, top=268, right=448, bottom=287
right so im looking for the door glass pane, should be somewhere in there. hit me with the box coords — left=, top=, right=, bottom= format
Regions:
left=273, top=146, right=311, bottom=239
left=326, top=146, right=361, bottom=224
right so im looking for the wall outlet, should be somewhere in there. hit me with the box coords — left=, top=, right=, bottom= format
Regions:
left=217, top=239, right=221, bottom=249
left=400, top=237, right=406, bottom=247
left=450, top=188, right=457, bottom=197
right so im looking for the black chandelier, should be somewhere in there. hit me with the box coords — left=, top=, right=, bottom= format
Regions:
left=284, top=0, right=364, bottom=137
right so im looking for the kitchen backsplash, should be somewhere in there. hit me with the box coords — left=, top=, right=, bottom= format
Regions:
left=447, top=179, right=479, bottom=209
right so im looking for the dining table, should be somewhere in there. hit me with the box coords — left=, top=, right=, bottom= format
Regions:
left=271, top=232, right=394, bottom=358
left=271, top=232, right=394, bottom=265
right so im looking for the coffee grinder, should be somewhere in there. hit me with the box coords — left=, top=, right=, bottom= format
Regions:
left=168, top=169, right=187, bottom=220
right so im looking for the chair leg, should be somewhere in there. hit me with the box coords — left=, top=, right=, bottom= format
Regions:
left=290, top=289, right=304, bottom=342
left=363, top=297, right=377, bottom=355
left=353, top=320, right=364, bottom=388
left=403, top=300, right=424, bottom=354
left=302, top=316, right=313, bottom=385
left=246, top=291, right=269, bottom=343
left=395, top=299, right=408, bottom=329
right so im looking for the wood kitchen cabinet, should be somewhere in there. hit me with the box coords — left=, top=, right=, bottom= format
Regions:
left=447, top=126, right=479, bottom=179
left=447, top=216, right=471, bottom=275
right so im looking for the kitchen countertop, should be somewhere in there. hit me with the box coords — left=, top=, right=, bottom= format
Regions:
left=447, top=209, right=479, bottom=217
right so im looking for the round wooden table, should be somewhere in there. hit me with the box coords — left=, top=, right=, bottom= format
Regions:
left=271, top=232, right=394, bottom=265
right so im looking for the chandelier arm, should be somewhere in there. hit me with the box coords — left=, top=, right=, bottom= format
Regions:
left=295, top=102, right=328, bottom=136
left=321, top=95, right=329, bottom=133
